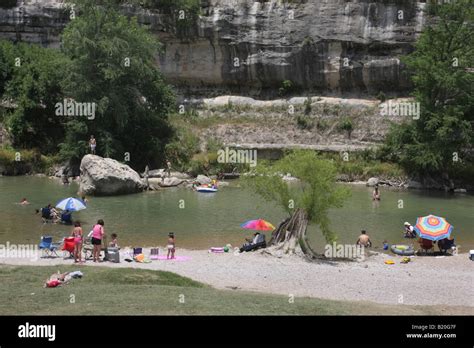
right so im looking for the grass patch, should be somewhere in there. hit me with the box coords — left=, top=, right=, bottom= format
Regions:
left=320, top=151, right=406, bottom=181
left=0, top=147, right=59, bottom=175
left=0, top=265, right=469, bottom=315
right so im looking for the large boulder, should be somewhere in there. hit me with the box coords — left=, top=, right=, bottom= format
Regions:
left=366, top=177, right=379, bottom=187
left=146, top=169, right=165, bottom=178
left=79, top=155, right=145, bottom=196
left=196, top=174, right=211, bottom=185
left=159, top=177, right=185, bottom=187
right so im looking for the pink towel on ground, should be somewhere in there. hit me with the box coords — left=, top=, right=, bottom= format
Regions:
left=155, top=255, right=191, bottom=261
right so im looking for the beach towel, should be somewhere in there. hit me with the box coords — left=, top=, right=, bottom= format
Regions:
left=155, top=255, right=191, bottom=261
left=134, top=253, right=151, bottom=263
left=46, top=280, right=61, bottom=288
left=69, top=271, right=83, bottom=278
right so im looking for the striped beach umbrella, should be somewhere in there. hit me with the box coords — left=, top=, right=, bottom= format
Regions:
left=241, top=219, right=275, bottom=231
left=414, top=214, right=453, bottom=241
left=55, top=197, right=87, bottom=212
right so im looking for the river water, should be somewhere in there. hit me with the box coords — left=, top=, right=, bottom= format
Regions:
left=0, top=176, right=473, bottom=252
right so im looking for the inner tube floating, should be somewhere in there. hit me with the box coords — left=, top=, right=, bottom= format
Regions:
left=209, top=247, right=224, bottom=253
left=197, top=187, right=218, bottom=193
left=390, top=244, right=415, bottom=256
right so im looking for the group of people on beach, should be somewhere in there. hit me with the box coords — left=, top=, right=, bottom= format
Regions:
left=355, top=222, right=456, bottom=254
left=68, top=219, right=120, bottom=263
left=61, top=217, right=176, bottom=263
left=35, top=204, right=72, bottom=225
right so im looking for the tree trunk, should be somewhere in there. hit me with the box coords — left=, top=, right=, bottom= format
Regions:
left=267, top=208, right=319, bottom=260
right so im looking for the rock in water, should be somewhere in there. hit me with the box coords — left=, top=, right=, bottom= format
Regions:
left=158, top=177, right=184, bottom=187
left=79, top=155, right=145, bottom=196
left=196, top=175, right=211, bottom=185
left=366, top=177, right=379, bottom=187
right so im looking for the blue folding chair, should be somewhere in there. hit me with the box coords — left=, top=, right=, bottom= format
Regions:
left=39, top=236, right=60, bottom=258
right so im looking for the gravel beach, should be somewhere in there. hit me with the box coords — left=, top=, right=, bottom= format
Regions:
left=1, top=248, right=473, bottom=309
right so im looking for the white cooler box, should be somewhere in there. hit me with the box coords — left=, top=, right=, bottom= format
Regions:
left=106, top=248, right=120, bottom=263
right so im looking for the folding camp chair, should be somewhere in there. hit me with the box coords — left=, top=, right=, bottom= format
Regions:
left=133, top=247, right=143, bottom=257
left=62, top=237, right=76, bottom=258
left=150, top=248, right=159, bottom=260
left=39, top=236, right=60, bottom=258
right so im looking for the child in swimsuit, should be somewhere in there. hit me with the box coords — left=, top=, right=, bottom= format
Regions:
left=71, top=221, right=83, bottom=263
left=109, top=233, right=119, bottom=248
left=167, top=233, right=175, bottom=259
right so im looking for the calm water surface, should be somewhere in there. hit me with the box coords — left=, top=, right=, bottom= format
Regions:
left=0, top=176, right=473, bottom=251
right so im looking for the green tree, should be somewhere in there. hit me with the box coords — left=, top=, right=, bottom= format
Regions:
left=60, top=0, right=174, bottom=168
left=381, top=0, right=474, bottom=186
left=0, top=41, right=17, bottom=96
left=1, top=42, right=69, bottom=153
left=243, top=150, right=351, bottom=259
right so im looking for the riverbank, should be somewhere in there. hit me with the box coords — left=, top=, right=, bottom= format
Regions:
left=1, top=248, right=472, bottom=310
left=1, top=264, right=466, bottom=316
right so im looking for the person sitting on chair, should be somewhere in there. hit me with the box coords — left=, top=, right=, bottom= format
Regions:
left=40, top=205, right=52, bottom=223
left=438, top=236, right=455, bottom=254
left=418, top=237, right=434, bottom=254
left=243, top=232, right=260, bottom=246
left=61, top=210, right=73, bottom=225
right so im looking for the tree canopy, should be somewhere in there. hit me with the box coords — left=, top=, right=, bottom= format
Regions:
left=0, top=0, right=175, bottom=169
left=59, top=0, right=174, bottom=167
left=0, top=41, right=69, bottom=153
left=381, top=0, right=474, bottom=183
left=243, top=150, right=351, bottom=243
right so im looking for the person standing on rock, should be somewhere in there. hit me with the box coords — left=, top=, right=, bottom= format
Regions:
left=144, top=165, right=150, bottom=190
left=89, top=135, right=96, bottom=155
left=166, top=159, right=172, bottom=178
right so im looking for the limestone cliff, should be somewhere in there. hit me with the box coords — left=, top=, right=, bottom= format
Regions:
left=0, top=0, right=427, bottom=96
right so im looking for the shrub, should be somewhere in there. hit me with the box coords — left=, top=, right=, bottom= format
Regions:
left=296, top=115, right=314, bottom=130
left=278, top=80, right=294, bottom=96
left=338, top=118, right=353, bottom=139
left=316, top=119, right=329, bottom=131
left=304, top=97, right=312, bottom=115
left=165, top=127, right=200, bottom=172
left=376, top=91, right=387, bottom=102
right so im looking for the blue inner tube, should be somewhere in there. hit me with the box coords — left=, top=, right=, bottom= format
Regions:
left=390, top=244, right=415, bottom=256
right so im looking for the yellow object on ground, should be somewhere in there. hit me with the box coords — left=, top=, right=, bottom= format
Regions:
left=384, top=259, right=395, bottom=265
left=401, top=257, right=411, bottom=264
left=134, top=253, right=145, bottom=262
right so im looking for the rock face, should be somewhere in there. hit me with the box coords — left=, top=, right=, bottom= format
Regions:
left=79, top=155, right=145, bottom=196
left=0, top=0, right=68, bottom=48
left=0, top=0, right=427, bottom=96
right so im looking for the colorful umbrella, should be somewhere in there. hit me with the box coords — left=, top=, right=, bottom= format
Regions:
left=414, top=214, right=453, bottom=241
left=55, top=197, right=87, bottom=212
left=241, top=219, right=275, bottom=231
